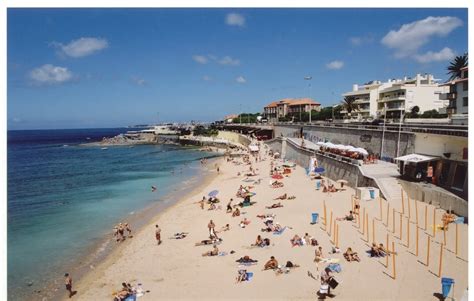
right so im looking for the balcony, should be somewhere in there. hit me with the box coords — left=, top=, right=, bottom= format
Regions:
left=379, top=95, right=406, bottom=102
left=447, top=92, right=457, bottom=100
left=354, top=98, right=370, bottom=104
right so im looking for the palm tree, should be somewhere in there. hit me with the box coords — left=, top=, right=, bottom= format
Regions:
left=341, top=96, right=358, bottom=117
left=447, top=53, right=468, bottom=81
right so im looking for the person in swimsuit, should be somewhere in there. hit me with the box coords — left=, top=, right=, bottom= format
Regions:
left=155, top=225, right=162, bottom=245
left=208, top=220, right=216, bottom=236
left=64, top=273, right=74, bottom=298
left=227, top=199, right=233, bottom=213
left=264, top=256, right=278, bottom=270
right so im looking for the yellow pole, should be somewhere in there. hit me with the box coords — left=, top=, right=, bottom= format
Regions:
left=408, top=196, right=411, bottom=222
left=399, top=212, right=403, bottom=240
left=336, top=224, right=339, bottom=248
left=362, top=208, right=366, bottom=235
left=424, top=205, right=428, bottom=230
left=438, top=244, right=443, bottom=278
left=379, top=198, right=383, bottom=220
left=392, top=241, right=396, bottom=279
left=332, top=220, right=337, bottom=244
left=407, top=217, right=410, bottom=248
left=416, top=226, right=419, bottom=256
left=329, top=211, right=333, bottom=235
left=386, top=203, right=390, bottom=226
left=427, top=236, right=431, bottom=267
left=443, top=224, right=447, bottom=246
left=386, top=233, right=389, bottom=267
left=401, top=188, right=405, bottom=214
left=392, top=209, right=395, bottom=233
left=366, top=212, right=369, bottom=242
left=323, top=202, right=327, bottom=226
left=415, top=200, right=419, bottom=226
left=372, top=219, right=375, bottom=244
left=432, top=208, right=436, bottom=237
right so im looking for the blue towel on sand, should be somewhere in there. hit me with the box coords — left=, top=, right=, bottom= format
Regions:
left=273, top=226, right=287, bottom=235
left=327, top=263, right=342, bottom=273
left=246, top=272, right=254, bottom=281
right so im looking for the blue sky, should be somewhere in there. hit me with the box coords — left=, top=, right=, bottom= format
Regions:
left=7, top=8, right=468, bottom=129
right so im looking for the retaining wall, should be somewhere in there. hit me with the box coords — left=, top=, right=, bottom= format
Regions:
left=274, top=124, right=415, bottom=160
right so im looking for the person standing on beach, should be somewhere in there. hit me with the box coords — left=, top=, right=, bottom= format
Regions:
left=64, top=273, right=74, bottom=298
left=208, top=220, right=216, bottom=237
left=155, top=225, right=162, bottom=245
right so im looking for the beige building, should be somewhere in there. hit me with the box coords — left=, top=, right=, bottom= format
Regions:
left=263, top=98, right=321, bottom=121
left=441, top=66, right=468, bottom=123
left=377, top=74, right=448, bottom=119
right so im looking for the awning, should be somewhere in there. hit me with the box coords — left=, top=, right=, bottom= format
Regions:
left=249, top=145, right=259, bottom=152
left=394, top=154, right=439, bottom=163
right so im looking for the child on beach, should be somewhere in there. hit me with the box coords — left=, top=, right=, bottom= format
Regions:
left=155, top=225, right=162, bottom=245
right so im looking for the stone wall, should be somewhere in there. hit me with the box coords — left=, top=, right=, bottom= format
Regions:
left=217, top=131, right=251, bottom=146
left=274, top=124, right=416, bottom=160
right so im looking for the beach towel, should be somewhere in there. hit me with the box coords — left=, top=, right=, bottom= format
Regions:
left=321, top=258, right=340, bottom=264
left=327, top=263, right=342, bottom=273
left=455, top=217, right=465, bottom=224
left=246, top=272, right=254, bottom=281
left=311, top=213, right=319, bottom=224
left=273, top=226, right=287, bottom=235
left=218, top=252, right=228, bottom=256
left=125, top=295, right=137, bottom=301
left=238, top=262, right=258, bottom=267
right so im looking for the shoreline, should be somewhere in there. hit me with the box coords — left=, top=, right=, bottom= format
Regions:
left=57, top=156, right=223, bottom=301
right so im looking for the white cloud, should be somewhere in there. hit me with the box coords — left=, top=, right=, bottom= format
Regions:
left=226, top=13, right=245, bottom=27
left=414, top=47, right=456, bottom=63
left=29, top=64, right=73, bottom=85
left=131, top=76, right=148, bottom=86
left=202, top=75, right=212, bottom=81
left=236, top=76, right=246, bottom=83
left=218, top=56, right=240, bottom=66
left=326, top=60, right=344, bottom=70
left=381, top=16, right=462, bottom=58
left=53, top=37, right=108, bottom=58
left=350, top=37, right=362, bottom=46
left=192, top=55, right=208, bottom=64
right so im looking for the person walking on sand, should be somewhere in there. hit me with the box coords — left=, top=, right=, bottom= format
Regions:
left=155, top=225, right=162, bottom=245
left=64, top=273, right=74, bottom=298
left=208, top=220, right=216, bottom=237
left=227, top=199, right=233, bottom=213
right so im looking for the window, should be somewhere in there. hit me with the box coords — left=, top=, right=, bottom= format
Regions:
left=462, top=81, right=468, bottom=91
left=463, top=97, right=468, bottom=107
left=452, top=164, right=467, bottom=190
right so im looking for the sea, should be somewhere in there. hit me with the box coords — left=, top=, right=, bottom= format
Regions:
left=7, top=128, right=219, bottom=300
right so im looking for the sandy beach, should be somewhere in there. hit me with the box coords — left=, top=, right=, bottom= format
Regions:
left=71, top=144, right=468, bottom=301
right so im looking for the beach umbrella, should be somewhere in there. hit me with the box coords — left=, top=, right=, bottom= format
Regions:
left=314, top=167, right=325, bottom=173
left=208, top=190, right=219, bottom=197
left=272, top=174, right=284, bottom=180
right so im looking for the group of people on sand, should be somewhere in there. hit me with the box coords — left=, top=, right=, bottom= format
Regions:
left=112, top=282, right=145, bottom=301
left=113, top=223, right=132, bottom=242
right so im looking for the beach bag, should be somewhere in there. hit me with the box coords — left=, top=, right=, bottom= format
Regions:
left=319, top=284, right=329, bottom=294
left=328, top=277, right=339, bottom=289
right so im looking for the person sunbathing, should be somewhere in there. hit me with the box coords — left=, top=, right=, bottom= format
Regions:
left=232, top=207, right=241, bottom=217
left=236, top=255, right=258, bottom=264
left=202, top=244, right=219, bottom=257
left=217, top=224, right=230, bottom=233
left=171, top=232, right=188, bottom=239
left=290, top=234, right=304, bottom=247
left=271, top=181, right=284, bottom=188
left=377, top=243, right=389, bottom=256
left=195, top=238, right=222, bottom=246
left=113, top=288, right=130, bottom=301
left=263, top=256, right=279, bottom=270
left=257, top=213, right=275, bottom=219
left=274, top=193, right=287, bottom=200
left=344, top=247, right=360, bottom=262
left=369, top=243, right=382, bottom=257
left=266, top=202, right=283, bottom=209
left=337, top=211, right=355, bottom=221
left=239, top=218, right=251, bottom=228
left=287, top=195, right=296, bottom=200
left=328, top=184, right=337, bottom=193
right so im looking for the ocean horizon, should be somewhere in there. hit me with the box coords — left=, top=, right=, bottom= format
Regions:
left=7, top=128, right=218, bottom=300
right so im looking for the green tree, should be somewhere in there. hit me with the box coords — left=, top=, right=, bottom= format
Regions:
left=341, top=96, right=358, bottom=117
left=447, top=53, right=468, bottom=81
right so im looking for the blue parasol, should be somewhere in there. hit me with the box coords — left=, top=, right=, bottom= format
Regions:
left=314, top=167, right=325, bottom=173
left=208, top=190, right=219, bottom=197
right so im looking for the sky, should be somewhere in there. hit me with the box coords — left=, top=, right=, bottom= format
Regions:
left=7, top=8, right=468, bottom=129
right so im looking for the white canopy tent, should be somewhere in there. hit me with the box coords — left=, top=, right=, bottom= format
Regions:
left=394, top=153, right=439, bottom=163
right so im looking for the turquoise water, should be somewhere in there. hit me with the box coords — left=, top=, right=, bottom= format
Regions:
left=7, top=129, right=217, bottom=300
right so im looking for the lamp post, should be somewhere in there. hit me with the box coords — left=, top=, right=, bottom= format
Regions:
left=305, top=76, right=312, bottom=124
left=380, top=103, right=387, bottom=160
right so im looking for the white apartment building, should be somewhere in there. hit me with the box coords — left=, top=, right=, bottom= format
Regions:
left=342, top=80, right=393, bottom=120
left=377, top=74, right=448, bottom=119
